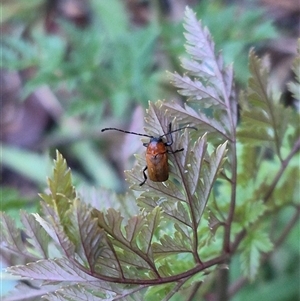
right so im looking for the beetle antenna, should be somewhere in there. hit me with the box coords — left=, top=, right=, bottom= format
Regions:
left=160, top=126, right=197, bottom=137
left=101, top=128, right=154, bottom=138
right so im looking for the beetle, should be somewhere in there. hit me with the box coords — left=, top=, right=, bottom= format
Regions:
left=101, top=123, right=197, bottom=186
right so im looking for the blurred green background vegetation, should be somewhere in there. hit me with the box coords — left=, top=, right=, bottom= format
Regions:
left=1, top=0, right=299, bottom=299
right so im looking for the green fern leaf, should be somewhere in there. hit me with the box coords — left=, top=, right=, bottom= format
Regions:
left=3, top=282, right=62, bottom=301
left=0, top=212, right=36, bottom=261
left=192, top=141, right=228, bottom=224
left=153, top=223, right=193, bottom=256
left=92, top=206, right=164, bottom=277
left=92, top=208, right=149, bottom=274
left=6, top=257, right=99, bottom=282
left=287, top=40, right=300, bottom=101
left=169, top=7, right=237, bottom=136
left=239, top=227, right=273, bottom=281
left=20, top=210, right=51, bottom=258
left=44, top=285, right=106, bottom=301
left=162, top=101, right=228, bottom=141
left=137, top=195, right=193, bottom=227
left=35, top=203, right=75, bottom=257
left=39, top=150, right=76, bottom=222
left=92, top=208, right=133, bottom=245
left=138, top=207, right=162, bottom=257
left=238, top=50, right=297, bottom=160
left=66, top=199, right=119, bottom=275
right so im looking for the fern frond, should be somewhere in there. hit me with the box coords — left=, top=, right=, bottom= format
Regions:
left=37, top=203, right=75, bottom=257
left=169, top=7, right=237, bottom=136
left=153, top=223, right=193, bottom=256
left=20, top=211, right=51, bottom=258
left=287, top=39, right=300, bottom=101
left=92, top=206, right=165, bottom=278
left=6, top=257, right=99, bottom=282
left=39, top=150, right=76, bottom=221
left=238, top=50, right=298, bottom=160
left=68, top=199, right=111, bottom=273
left=0, top=212, right=37, bottom=261
left=239, top=227, right=273, bottom=281
left=162, top=101, right=228, bottom=141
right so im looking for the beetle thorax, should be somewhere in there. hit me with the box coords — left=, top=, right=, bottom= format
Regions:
left=146, top=138, right=166, bottom=156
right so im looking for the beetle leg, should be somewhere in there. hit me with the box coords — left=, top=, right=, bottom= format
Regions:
left=139, top=166, right=148, bottom=186
left=165, top=123, right=173, bottom=146
left=168, top=148, right=184, bottom=154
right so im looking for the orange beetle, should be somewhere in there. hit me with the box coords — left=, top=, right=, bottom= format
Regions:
left=101, top=123, right=197, bottom=186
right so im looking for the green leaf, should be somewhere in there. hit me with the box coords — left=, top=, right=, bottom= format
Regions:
left=170, top=7, right=237, bottom=135
left=0, top=212, right=35, bottom=260
left=0, top=144, right=51, bottom=185
left=153, top=223, right=193, bottom=256
left=193, top=141, right=228, bottom=224
left=67, top=200, right=113, bottom=274
left=90, top=0, right=128, bottom=40
left=66, top=201, right=126, bottom=278
left=144, top=282, right=175, bottom=300
left=162, top=101, right=227, bottom=142
left=238, top=50, right=296, bottom=160
left=1, top=36, right=38, bottom=69
left=94, top=206, right=162, bottom=257
left=239, top=228, right=273, bottom=280
left=39, top=150, right=76, bottom=227
left=44, top=285, right=108, bottom=301
left=138, top=207, right=162, bottom=257
left=2, top=282, right=61, bottom=301
left=35, top=203, right=75, bottom=257
left=93, top=208, right=129, bottom=245
left=44, top=281, right=141, bottom=301
left=0, top=187, right=38, bottom=220
left=287, top=40, right=300, bottom=101
left=137, top=195, right=192, bottom=227
left=20, top=211, right=50, bottom=258
left=237, top=143, right=259, bottom=187
left=234, top=196, right=267, bottom=228
left=184, top=134, right=208, bottom=196
left=6, top=258, right=99, bottom=282
left=92, top=206, right=162, bottom=277
left=71, top=141, right=121, bottom=190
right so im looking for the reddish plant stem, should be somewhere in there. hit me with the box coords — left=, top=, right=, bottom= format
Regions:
left=264, top=137, right=300, bottom=202
left=216, top=137, right=237, bottom=301
left=76, top=253, right=228, bottom=285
